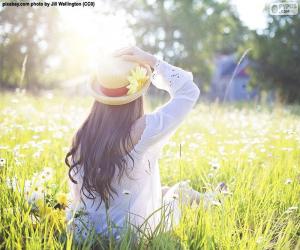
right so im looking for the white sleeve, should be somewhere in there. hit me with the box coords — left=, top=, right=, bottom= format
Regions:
left=136, top=59, right=200, bottom=152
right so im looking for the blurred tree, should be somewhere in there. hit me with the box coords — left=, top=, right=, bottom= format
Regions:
left=0, top=7, right=60, bottom=90
left=110, top=0, right=248, bottom=92
left=248, top=14, right=300, bottom=103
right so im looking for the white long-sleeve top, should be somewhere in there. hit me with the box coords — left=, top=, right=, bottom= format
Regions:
left=66, top=59, right=200, bottom=241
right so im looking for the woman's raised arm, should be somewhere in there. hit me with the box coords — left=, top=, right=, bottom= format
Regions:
left=113, top=46, right=200, bottom=151
left=133, top=58, right=200, bottom=151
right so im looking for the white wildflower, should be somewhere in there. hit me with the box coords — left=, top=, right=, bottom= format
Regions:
left=256, top=236, right=264, bottom=244
left=285, top=178, right=292, bottom=185
left=207, top=173, right=214, bottom=178
left=284, top=206, right=298, bottom=214
left=33, top=151, right=41, bottom=158
left=122, top=190, right=131, bottom=195
left=6, top=177, right=18, bottom=190
left=215, top=182, right=232, bottom=195
left=209, top=159, right=220, bottom=170
left=172, top=194, right=179, bottom=200
left=27, top=190, right=43, bottom=204
left=0, top=158, right=6, bottom=167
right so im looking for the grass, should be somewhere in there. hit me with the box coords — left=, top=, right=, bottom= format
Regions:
left=0, top=91, right=299, bottom=249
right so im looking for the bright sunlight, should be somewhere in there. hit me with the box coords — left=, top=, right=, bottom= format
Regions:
left=59, top=7, right=134, bottom=70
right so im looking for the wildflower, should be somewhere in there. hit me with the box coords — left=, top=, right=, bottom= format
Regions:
left=42, top=167, right=53, bottom=178
left=28, top=190, right=44, bottom=204
left=209, top=159, right=220, bottom=170
left=202, top=192, right=222, bottom=207
left=256, top=236, right=264, bottom=244
left=126, top=66, right=149, bottom=95
left=284, top=206, right=298, bottom=214
left=122, top=190, right=131, bottom=195
left=33, top=151, right=41, bottom=158
left=0, top=158, right=6, bottom=167
left=215, top=182, right=227, bottom=191
left=248, top=152, right=256, bottom=160
left=172, top=194, right=179, bottom=200
left=53, top=131, right=63, bottom=139
left=211, top=200, right=222, bottom=206
left=36, top=199, right=53, bottom=218
left=23, top=179, right=32, bottom=196
left=15, top=158, right=21, bottom=166
left=32, top=135, right=39, bottom=140
left=40, top=167, right=53, bottom=181
left=6, top=177, right=18, bottom=190
left=285, top=178, right=292, bottom=185
left=56, top=192, right=68, bottom=208
left=215, top=182, right=232, bottom=195
left=260, top=148, right=266, bottom=153
left=207, top=173, right=214, bottom=178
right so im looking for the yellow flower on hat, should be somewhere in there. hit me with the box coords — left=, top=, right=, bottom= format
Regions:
left=126, top=66, right=149, bottom=95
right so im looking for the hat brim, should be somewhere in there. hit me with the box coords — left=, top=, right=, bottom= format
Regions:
left=87, top=65, right=152, bottom=106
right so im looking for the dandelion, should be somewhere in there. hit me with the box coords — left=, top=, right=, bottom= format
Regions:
left=56, top=192, right=68, bottom=208
left=36, top=199, right=53, bottom=217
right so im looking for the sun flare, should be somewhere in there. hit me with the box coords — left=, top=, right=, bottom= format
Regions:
left=59, top=7, right=135, bottom=70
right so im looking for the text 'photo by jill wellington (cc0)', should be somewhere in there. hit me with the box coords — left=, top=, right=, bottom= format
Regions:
left=0, top=0, right=299, bottom=249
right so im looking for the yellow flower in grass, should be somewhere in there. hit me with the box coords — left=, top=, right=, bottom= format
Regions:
left=36, top=199, right=53, bottom=218
left=126, top=66, right=149, bottom=95
left=56, top=192, right=68, bottom=208
left=51, top=209, right=66, bottom=230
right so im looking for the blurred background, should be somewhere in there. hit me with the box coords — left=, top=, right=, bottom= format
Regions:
left=0, top=0, right=299, bottom=103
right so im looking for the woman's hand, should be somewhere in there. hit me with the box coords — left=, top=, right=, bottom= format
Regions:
left=112, top=46, right=157, bottom=69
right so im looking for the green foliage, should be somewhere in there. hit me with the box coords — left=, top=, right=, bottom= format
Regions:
left=0, top=92, right=299, bottom=249
left=0, top=6, right=61, bottom=90
left=247, top=14, right=300, bottom=103
left=107, top=0, right=249, bottom=90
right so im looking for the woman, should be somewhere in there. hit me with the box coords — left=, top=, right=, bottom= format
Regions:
left=65, top=46, right=204, bottom=242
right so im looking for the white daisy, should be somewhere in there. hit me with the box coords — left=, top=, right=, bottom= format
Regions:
left=0, top=158, right=6, bottom=167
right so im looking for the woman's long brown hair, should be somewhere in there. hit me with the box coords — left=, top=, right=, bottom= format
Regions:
left=65, top=96, right=144, bottom=210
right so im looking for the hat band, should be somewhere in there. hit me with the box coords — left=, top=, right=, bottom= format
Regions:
left=99, top=84, right=129, bottom=97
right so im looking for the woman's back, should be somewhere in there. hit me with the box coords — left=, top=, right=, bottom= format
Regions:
left=66, top=56, right=200, bottom=242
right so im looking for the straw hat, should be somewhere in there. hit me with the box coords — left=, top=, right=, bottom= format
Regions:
left=87, top=56, right=152, bottom=105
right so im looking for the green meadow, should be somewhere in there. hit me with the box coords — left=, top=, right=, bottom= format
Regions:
left=0, top=92, right=299, bottom=249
